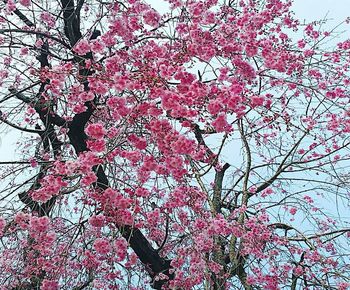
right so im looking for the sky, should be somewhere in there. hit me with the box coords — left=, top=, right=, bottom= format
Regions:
left=292, top=0, right=350, bottom=43
left=293, top=0, right=349, bottom=25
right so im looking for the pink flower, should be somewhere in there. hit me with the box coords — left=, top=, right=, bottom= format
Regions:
left=30, top=216, right=50, bottom=232
left=135, top=187, right=150, bottom=197
left=251, top=95, right=265, bottom=108
left=89, top=215, right=105, bottom=227
left=81, top=171, right=97, bottom=186
left=246, top=275, right=256, bottom=285
left=114, top=238, right=128, bottom=261
left=127, top=134, right=147, bottom=150
left=303, top=195, right=314, bottom=204
left=15, top=212, right=30, bottom=230
left=19, top=0, right=31, bottom=6
left=78, top=92, right=94, bottom=102
left=20, top=47, right=29, bottom=56
left=3, top=57, right=11, bottom=66
left=289, top=207, right=297, bottom=215
left=338, top=282, right=350, bottom=290
left=91, top=39, right=105, bottom=53
left=143, top=9, right=161, bottom=27
left=0, top=217, right=6, bottom=235
left=245, top=44, right=258, bottom=57
left=40, top=12, right=56, bottom=27
left=304, top=49, right=314, bottom=57
left=261, top=188, right=274, bottom=198
left=212, top=113, right=232, bottom=133
left=297, top=149, right=305, bottom=154
left=207, top=100, right=222, bottom=115
left=73, top=103, right=87, bottom=113
left=94, top=238, right=110, bottom=255
left=6, top=0, right=16, bottom=12
left=172, top=136, right=196, bottom=155
left=249, top=186, right=257, bottom=194
left=87, top=139, right=106, bottom=152
left=74, top=39, right=91, bottom=55
left=85, top=123, right=106, bottom=139
left=293, top=266, right=303, bottom=276
left=41, top=280, right=59, bottom=290
left=29, top=157, right=38, bottom=168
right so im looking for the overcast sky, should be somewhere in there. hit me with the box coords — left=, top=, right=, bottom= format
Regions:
left=293, top=0, right=349, bottom=24
left=293, top=0, right=350, bottom=41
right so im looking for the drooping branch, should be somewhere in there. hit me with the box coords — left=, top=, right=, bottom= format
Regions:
left=0, top=29, right=71, bottom=49
left=0, top=113, right=44, bottom=134
left=66, top=104, right=174, bottom=288
left=51, top=1, right=175, bottom=287
left=9, top=88, right=66, bottom=127
left=9, top=23, right=63, bottom=220
left=253, top=131, right=308, bottom=196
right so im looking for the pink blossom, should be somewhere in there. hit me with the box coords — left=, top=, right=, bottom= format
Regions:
left=135, top=187, right=150, bottom=197
left=0, top=217, right=5, bottom=235
left=245, top=44, right=258, bottom=57
left=249, top=186, right=257, bottom=194
left=85, top=123, right=106, bottom=139
left=3, top=57, right=11, bottom=66
left=87, top=139, right=106, bottom=152
left=94, top=238, right=111, bottom=255
left=14, top=212, right=30, bottom=230
left=20, top=47, right=29, bottom=56
left=114, top=237, right=128, bottom=261
left=91, top=39, right=105, bottom=53
left=338, top=282, right=350, bottom=290
left=297, top=149, right=305, bottom=154
left=1, top=0, right=350, bottom=288
left=207, top=100, right=222, bottom=115
left=29, top=157, right=38, bottom=168
left=143, top=9, right=161, bottom=27
left=74, top=39, right=91, bottom=55
left=212, top=113, right=232, bottom=133
left=289, top=207, right=297, bottom=215
left=246, top=275, right=256, bottom=285
left=127, top=134, right=147, bottom=150
left=30, top=216, right=50, bottom=232
left=261, top=188, right=274, bottom=198
left=89, top=215, right=105, bottom=227
left=293, top=266, right=303, bottom=276
left=19, top=0, right=31, bottom=6
left=81, top=171, right=97, bottom=186
left=172, top=136, right=196, bottom=155
left=40, top=12, right=56, bottom=27
left=41, top=280, right=59, bottom=290
left=6, top=0, right=16, bottom=11
left=73, top=103, right=87, bottom=113
left=303, top=195, right=314, bottom=204
left=251, top=95, right=265, bottom=108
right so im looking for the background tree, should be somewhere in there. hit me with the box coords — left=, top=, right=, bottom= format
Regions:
left=1, top=0, right=350, bottom=289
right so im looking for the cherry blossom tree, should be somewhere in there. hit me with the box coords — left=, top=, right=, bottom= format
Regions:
left=1, top=0, right=350, bottom=289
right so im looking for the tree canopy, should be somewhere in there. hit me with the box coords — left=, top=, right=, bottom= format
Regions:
left=1, top=0, right=350, bottom=289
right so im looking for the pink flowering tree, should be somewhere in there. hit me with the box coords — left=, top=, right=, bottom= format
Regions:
left=1, top=0, right=350, bottom=289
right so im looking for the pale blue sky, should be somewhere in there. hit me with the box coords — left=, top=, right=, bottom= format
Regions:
left=293, top=0, right=350, bottom=41
left=293, top=0, right=349, bottom=23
